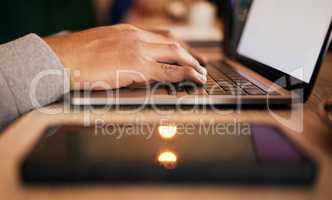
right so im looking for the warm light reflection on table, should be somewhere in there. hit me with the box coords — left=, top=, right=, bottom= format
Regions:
left=158, top=125, right=177, bottom=139
left=157, top=150, right=178, bottom=169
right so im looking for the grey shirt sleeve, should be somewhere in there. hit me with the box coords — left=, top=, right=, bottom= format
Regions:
left=0, top=34, right=69, bottom=131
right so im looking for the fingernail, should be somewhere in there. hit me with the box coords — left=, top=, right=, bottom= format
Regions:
left=201, top=74, right=207, bottom=83
left=201, top=67, right=207, bottom=75
left=196, top=63, right=206, bottom=75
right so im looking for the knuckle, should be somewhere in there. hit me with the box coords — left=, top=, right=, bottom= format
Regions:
left=128, top=39, right=143, bottom=55
left=121, top=25, right=141, bottom=37
left=118, top=24, right=137, bottom=31
left=168, top=43, right=181, bottom=52
left=149, top=65, right=163, bottom=80
left=126, top=32, right=140, bottom=42
left=184, top=67, right=195, bottom=76
left=174, top=42, right=182, bottom=48
left=132, top=39, right=143, bottom=49
left=126, top=24, right=138, bottom=30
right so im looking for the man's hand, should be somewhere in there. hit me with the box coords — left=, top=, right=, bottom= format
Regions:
left=44, top=24, right=207, bottom=90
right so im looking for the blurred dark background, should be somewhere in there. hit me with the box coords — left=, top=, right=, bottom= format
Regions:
left=0, top=0, right=219, bottom=43
left=0, top=0, right=96, bottom=43
left=0, top=0, right=331, bottom=50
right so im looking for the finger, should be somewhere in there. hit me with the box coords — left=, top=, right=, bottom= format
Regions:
left=152, top=63, right=207, bottom=85
left=178, top=40, right=208, bottom=66
left=145, top=28, right=172, bottom=37
left=137, top=28, right=209, bottom=65
left=139, top=29, right=175, bottom=44
left=188, top=48, right=208, bottom=66
left=134, top=27, right=207, bottom=70
left=142, top=42, right=207, bottom=75
left=149, top=31, right=208, bottom=66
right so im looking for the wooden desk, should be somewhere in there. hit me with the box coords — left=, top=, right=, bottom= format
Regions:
left=1, top=51, right=332, bottom=200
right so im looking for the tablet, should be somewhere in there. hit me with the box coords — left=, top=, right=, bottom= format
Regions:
left=20, top=122, right=316, bottom=185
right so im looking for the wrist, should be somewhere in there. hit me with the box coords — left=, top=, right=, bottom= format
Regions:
left=44, top=36, right=77, bottom=90
left=44, top=37, right=66, bottom=65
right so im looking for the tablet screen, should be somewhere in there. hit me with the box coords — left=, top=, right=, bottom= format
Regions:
left=21, top=122, right=315, bottom=185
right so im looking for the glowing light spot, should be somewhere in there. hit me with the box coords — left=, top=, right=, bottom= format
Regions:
left=158, top=125, right=177, bottom=139
left=157, top=151, right=178, bottom=169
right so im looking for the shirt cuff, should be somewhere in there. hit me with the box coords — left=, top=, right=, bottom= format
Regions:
left=0, top=33, right=69, bottom=114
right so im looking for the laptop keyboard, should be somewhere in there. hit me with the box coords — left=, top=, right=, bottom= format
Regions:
left=166, top=61, right=278, bottom=96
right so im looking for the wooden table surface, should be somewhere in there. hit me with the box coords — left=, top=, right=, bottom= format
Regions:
left=0, top=50, right=332, bottom=200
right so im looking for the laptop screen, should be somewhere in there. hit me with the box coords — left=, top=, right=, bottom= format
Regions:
left=237, top=0, right=332, bottom=83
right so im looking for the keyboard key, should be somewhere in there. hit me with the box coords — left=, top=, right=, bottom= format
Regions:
left=227, top=74, right=243, bottom=79
left=208, top=89, right=228, bottom=95
left=217, top=82, right=235, bottom=88
left=227, top=89, right=247, bottom=95
left=234, top=79, right=250, bottom=84
left=206, top=82, right=217, bottom=86
left=244, top=88, right=267, bottom=95
left=220, top=84, right=239, bottom=91
left=206, top=66, right=230, bottom=81
left=207, top=76, right=215, bottom=81
left=208, top=61, right=273, bottom=96
left=239, top=84, right=258, bottom=89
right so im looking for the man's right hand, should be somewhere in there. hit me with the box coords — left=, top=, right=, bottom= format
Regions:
left=44, top=24, right=207, bottom=90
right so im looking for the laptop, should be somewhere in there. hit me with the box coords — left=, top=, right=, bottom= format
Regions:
left=71, top=0, right=332, bottom=106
